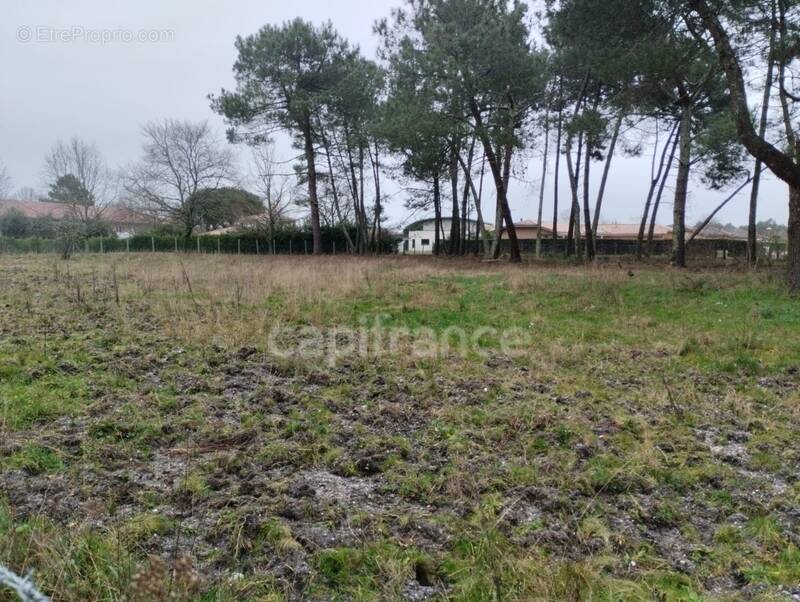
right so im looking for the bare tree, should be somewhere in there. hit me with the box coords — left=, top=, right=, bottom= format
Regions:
left=13, top=187, right=41, bottom=202
left=42, top=138, right=117, bottom=258
left=123, top=120, right=236, bottom=237
left=250, top=143, right=295, bottom=248
left=43, top=137, right=111, bottom=211
left=0, top=161, right=11, bottom=198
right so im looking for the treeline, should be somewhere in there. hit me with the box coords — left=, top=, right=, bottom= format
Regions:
left=3, top=1, right=798, bottom=286
left=207, top=0, right=799, bottom=287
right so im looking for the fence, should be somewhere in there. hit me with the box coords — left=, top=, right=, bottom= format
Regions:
left=0, top=233, right=772, bottom=261
left=454, top=237, right=754, bottom=259
left=0, top=564, right=50, bottom=602
left=0, top=232, right=396, bottom=257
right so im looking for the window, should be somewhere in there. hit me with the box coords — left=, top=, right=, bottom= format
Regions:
left=421, top=239, right=430, bottom=246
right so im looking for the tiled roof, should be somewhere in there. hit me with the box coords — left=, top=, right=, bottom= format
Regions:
left=514, top=221, right=672, bottom=239
left=0, top=199, right=149, bottom=224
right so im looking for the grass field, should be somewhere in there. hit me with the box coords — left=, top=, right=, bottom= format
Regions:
left=1, top=253, right=799, bottom=601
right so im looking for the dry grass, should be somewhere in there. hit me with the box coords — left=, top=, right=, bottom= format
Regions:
left=116, top=253, right=468, bottom=302
left=5, top=251, right=784, bottom=352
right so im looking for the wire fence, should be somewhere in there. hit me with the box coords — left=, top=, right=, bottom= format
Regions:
left=0, top=233, right=394, bottom=256
left=0, top=564, right=50, bottom=602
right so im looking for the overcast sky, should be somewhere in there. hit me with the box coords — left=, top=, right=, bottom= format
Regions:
left=0, top=0, right=791, bottom=229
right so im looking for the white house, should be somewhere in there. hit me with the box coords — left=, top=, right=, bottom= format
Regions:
left=399, top=217, right=490, bottom=254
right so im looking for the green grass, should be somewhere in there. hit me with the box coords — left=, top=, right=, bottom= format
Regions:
left=2, top=444, right=65, bottom=475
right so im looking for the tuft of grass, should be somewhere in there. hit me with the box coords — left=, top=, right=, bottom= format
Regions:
left=2, top=444, right=64, bottom=475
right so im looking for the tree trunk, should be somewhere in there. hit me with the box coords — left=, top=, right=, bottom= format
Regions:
left=565, top=132, right=583, bottom=261
left=458, top=151, right=486, bottom=257
left=489, top=146, right=507, bottom=260
left=490, top=194, right=503, bottom=258
left=536, top=96, right=551, bottom=258
left=477, top=153, right=487, bottom=256
left=748, top=169, right=764, bottom=265
left=433, top=173, right=442, bottom=256
left=592, top=111, right=623, bottom=237
left=342, top=127, right=363, bottom=251
left=789, top=185, right=800, bottom=290
left=647, top=128, right=680, bottom=255
left=672, top=104, right=692, bottom=268
left=565, top=73, right=589, bottom=260
left=492, top=144, right=514, bottom=260
left=449, top=146, right=460, bottom=255
left=370, top=141, right=382, bottom=253
left=470, top=98, right=522, bottom=263
left=319, top=124, right=355, bottom=253
left=637, top=120, right=678, bottom=259
left=302, top=115, right=322, bottom=255
left=553, top=77, right=564, bottom=251
left=460, top=138, right=475, bottom=255
left=582, top=128, right=595, bottom=260
left=646, top=136, right=680, bottom=257
left=358, top=145, right=367, bottom=254
left=566, top=204, right=576, bottom=257
left=689, top=0, right=800, bottom=286
left=748, top=0, right=777, bottom=266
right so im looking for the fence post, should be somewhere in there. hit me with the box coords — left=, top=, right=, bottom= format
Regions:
left=217, top=238, right=221, bottom=254
left=197, top=236, right=200, bottom=254
left=151, top=236, right=155, bottom=253
left=304, top=240, right=307, bottom=255
left=238, top=239, right=241, bottom=255
left=255, top=239, right=260, bottom=255
left=289, top=240, right=293, bottom=255
left=126, top=238, right=130, bottom=253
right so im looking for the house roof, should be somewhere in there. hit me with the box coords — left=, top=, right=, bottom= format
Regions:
left=513, top=221, right=674, bottom=240
left=513, top=220, right=755, bottom=241
left=691, top=224, right=748, bottom=241
left=403, top=217, right=490, bottom=235
left=594, top=223, right=671, bottom=239
left=0, top=199, right=150, bottom=225
left=514, top=220, right=569, bottom=236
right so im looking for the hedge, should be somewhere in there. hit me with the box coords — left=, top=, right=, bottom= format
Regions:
left=0, top=227, right=400, bottom=256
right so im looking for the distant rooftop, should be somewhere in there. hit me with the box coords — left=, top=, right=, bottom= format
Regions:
left=0, top=198, right=149, bottom=225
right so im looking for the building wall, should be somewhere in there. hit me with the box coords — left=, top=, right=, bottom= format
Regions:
left=401, top=219, right=487, bottom=255
left=404, top=230, right=438, bottom=254
left=509, top=226, right=550, bottom=241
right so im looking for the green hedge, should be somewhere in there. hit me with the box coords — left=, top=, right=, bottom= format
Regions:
left=1, top=227, right=399, bottom=256
left=0, top=237, right=62, bottom=254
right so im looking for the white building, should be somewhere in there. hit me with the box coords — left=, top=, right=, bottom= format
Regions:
left=399, top=217, right=490, bottom=254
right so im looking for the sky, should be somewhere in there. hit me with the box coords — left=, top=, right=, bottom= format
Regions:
left=0, top=0, right=791, bottom=230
